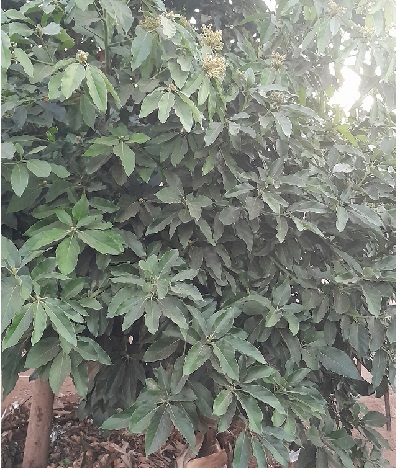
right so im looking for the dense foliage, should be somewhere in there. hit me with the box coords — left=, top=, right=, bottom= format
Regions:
left=2, top=0, right=396, bottom=466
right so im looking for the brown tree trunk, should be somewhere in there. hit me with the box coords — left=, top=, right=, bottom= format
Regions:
left=22, top=379, right=54, bottom=468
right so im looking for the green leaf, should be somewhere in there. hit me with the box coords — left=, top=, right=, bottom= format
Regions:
left=61, top=62, right=85, bottom=99
left=41, top=22, right=61, bottom=35
left=318, top=347, right=361, bottom=380
left=185, top=194, right=211, bottom=221
left=131, top=26, right=154, bottom=70
left=245, top=196, right=264, bottom=220
left=56, top=236, right=80, bottom=275
left=272, top=280, right=290, bottom=307
left=213, top=389, right=233, bottom=416
left=76, top=337, right=111, bottom=365
left=140, top=88, right=164, bottom=118
left=78, top=229, right=124, bottom=255
left=336, top=205, right=348, bottom=232
left=276, top=217, right=288, bottom=243
left=144, top=336, right=180, bottom=362
left=113, top=141, right=135, bottom=176
left=11, top=164, right=29, bottom=197
left=128, top=133, right=151, bottom=143
left=145, top=408, right=171, bottom=455
left=156, top=186, right=183, bottom=203
left=237, top=394, right=265, bottom=432
left=160, top=299, right=188, bottom=330
left=252, top=438, right=267, bottom=468
left=349, top=322, right=369, bottom=358
left=101, top=409, right=133, bottom=430
left=85, top=65, right=107, bottom=112
left=233, top=430, right=252, bottom=468
left=274, top=112, right=292, bottom=138
left=2, top=142, right=16, bottom=159
left=212, top=340, right=239, bottom=381
left=161, top=15, right=176, bottom=37
left=198, top=75, right=211, bottom=106
left=26, top=159, right=52, bottom=177
left=224, top=335, right=267, bottom=364
left=129, top=401, right=158, bottom=433
left=25, top=337, right=60, bottom=368
left=158, top=91, right=175, bottom=123
left=218, top=398, right=237, bottom=432
left=1, top=31, right=11, bottom=70
left=32, top=303, right=47, bottom=345
left=350, top=204, right=383, bottom=227
left=80, top=94, right=96, bottom=128
left=241, top=385, right=285, bottom=414
left=49, top=352, right=71, bottom=394
left=361, top=283, right=382, bottom=317
left=43, top=299, right=77, bottom=346
left=183, top=343, right=211, bottom=375
left=71, top=359, right=89, bottom=397
left=167, top=404, right=195, bottom=447
left=72, top=194, right=89, bottom=221
left=204, top=122, right=224, bottom=146
left=372, top=348, right=387, bottom=389
left=174, top=95, right=194, bottom=132
left=170, top=283, right=203, bottom=302
left=56, top=210, right=73, bottom=226
left=2, top=303, right=34, bottom=350
left=14, top=48, right=34, bottom=76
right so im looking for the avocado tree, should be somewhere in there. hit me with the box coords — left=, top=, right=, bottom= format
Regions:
left=1, top=0, right=396, bottom=466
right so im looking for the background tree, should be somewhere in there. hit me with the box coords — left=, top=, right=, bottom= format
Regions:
left=1, top=0, right=396, bottom=466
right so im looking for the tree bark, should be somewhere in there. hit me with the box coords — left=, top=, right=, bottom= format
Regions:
left=22, top=378, right=54, bottom=468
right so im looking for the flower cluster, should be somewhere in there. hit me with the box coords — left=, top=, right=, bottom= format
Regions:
left=140, top=15, right=161, bottom=31
left=199, top=25, right=223, bottom=51
left=359, top=25, right=375, bottom=39
left=202, top=54, right=226, bottom=80
left=271, top=52, right=286, bottom=70
left=327, top=1, right=346, bottom=17
left=268, top=91, right=286, bottom=110
left=76, top=50, right=88, bottom=64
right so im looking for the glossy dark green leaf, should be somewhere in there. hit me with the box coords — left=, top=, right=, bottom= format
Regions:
left=145, top=408, right=171, bottom=455
left=144, top=336, right=180, bottom=362
left=213, top=389, right=233, bottom=416
left=183, top=343, right=211, bottom=375
left=78, top=230, right=124, bottom=255
left=43, top=299, right=77, bottom=346
left=204, top=121, right=224, bottom=146
left=25, top=337, right=60, bottom=368
left=131, top=26, right=153, bottom=71
left=2, top=303, right=34, bottom=350
left=318, top=347, right=361, bottom=380
left=49, top=351, right=71, bottom=394
left=11, top=164, right=29, bottom=197
left=167, top=404, right=195, bottom=447
left=14, top=47, right=34, bottom=76
left=61, top=62, right=85, bottom=99
left=56, top=236, right=80, bottom=275
left=114, top=141, right=136, bottom=176
left=85, top=65, right=107, bottom=112
left=233, top=430, right=252, bottom=468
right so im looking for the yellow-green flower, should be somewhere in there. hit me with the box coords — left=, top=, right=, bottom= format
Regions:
left=202, top=54, right=227, bottom=80
left=200, top=25, right=224, bottom=52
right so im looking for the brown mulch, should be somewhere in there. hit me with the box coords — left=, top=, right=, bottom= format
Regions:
left=1, top=398, right=283, bottom=468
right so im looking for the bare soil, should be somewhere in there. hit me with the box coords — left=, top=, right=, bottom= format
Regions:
left=2, top=370, right=395, bottom=467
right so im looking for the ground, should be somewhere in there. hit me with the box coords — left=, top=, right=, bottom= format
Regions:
left=2, top=370, right=395, bottom=467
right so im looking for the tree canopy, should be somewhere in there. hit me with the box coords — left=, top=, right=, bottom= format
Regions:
left=1, top=0, right=396, bottom=466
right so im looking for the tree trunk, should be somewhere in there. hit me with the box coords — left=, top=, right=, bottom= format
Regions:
left=22, top=378, right=54, bottom=468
